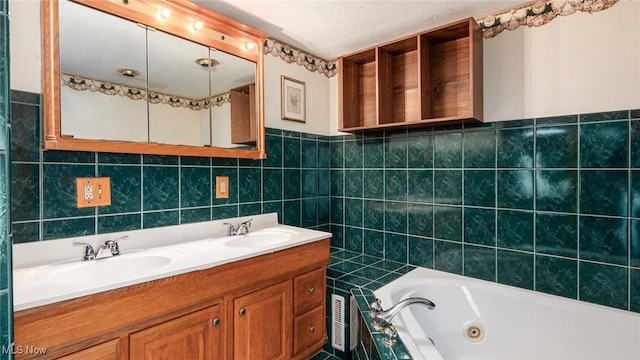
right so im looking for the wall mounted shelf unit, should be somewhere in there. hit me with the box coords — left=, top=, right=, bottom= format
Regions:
left=338, top=18, right=483, bottom=132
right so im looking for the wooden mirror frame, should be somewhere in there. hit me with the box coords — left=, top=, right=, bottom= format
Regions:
left=42, top=0, right=267, bottom=159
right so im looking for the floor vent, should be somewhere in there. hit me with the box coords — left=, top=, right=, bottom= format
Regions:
left=349, top=295, right=360, bottom=350
left=331, top=294, right=345, bottom=351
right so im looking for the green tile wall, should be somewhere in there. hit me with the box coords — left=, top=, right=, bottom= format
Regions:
left=9, top=91, right=330, bottom=243
left=1, top=2, right=11, bottom=358
left=330, top=111, right=640, bottom=313
left=7, top=88, right=640, bottom=358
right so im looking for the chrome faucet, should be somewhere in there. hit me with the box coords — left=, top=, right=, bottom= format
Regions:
left=370, top=297, right=436, bottom=330
left=73, top=235, right=128, bottom=261
left=223, top=219, right=253, bottom=236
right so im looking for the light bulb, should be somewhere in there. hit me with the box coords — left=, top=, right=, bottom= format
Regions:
left=159, top=9, right=170, bottom=19
left=193, top=21, right=203, bottom=31
left=244, top=42, right=256, bottom=50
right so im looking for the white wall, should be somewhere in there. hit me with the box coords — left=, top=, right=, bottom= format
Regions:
left=62, top=88, right=213, bottom=146
left=9, top=0, right=41, bottom=93
left=263, top=55, right=331, bottom=135
left=483, top=1, right=640, bottom=121
left=60, top=87, right=147, bottom=142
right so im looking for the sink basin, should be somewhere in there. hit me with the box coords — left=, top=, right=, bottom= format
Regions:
left=224, top=228, right=296, bottom=248
left=25, top=249, right=184, bottom=285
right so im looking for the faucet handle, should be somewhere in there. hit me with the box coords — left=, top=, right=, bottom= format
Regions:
left=223, top=223, right=236, bottom=235
left=369, top=298, right=383, bottom=317
left=239, top=219, right=253, bottom=227
left=73, top=242, right=96, bottom=261
left=105, top=235, right=127, bottom=256
left=382, top=324, right=397, bottom=346
left=238, top=219, right=253, bottom=234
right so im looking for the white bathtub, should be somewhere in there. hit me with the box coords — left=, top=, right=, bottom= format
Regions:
left=373, top=267, right=640, bottom=360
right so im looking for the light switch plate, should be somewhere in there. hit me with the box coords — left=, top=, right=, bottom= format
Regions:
left=76, top=177, right=111, bottom=207
left=216, top=176, right=229, bottom=199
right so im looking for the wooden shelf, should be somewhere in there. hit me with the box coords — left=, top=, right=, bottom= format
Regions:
left=338, top=49, right=376, bottom=129
left=338, top=18, right=482, bottom=132
left=231, top=83, right=256, bottom=144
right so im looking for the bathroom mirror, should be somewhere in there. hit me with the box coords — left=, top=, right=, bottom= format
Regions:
left=43, top=0, right=266, bottom=159
left=146, top=27, right=212, bottom=147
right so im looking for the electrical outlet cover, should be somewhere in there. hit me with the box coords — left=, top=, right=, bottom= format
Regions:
left=76, top=177, right=111, bottom=207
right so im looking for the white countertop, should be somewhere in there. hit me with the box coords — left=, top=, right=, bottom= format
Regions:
left=13, top=213, right=331, bottom=311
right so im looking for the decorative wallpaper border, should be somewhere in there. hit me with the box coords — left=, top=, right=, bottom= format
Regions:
left=61, top=73, right=230, bottom=110
left=478, top=0, right=619, bottom=38
left=264, top=38, right=337, bottom=78
left=265, top=0, right=620, bottom=77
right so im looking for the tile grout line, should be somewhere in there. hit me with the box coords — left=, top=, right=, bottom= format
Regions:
left=576, top=114, right=581, bottom=301
left=432, top=132, right=436, bottom=269
left=532, top=118, right=537, bottom=292
left=461, top=130, right=466, bottom=276
left=38, top=120, right=44, bottom=241
left=494, top=126, right=499, bottom=282
left=627, top=112, right=632, bottom=311
left=139, top=155, right=145, bottom=229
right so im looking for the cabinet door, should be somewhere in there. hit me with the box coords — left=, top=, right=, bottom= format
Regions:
left=56, top=339, right=122, bottom=360
left=233, top=281, right=292, bottom=360
left=130, top=304, right=224, bottom=360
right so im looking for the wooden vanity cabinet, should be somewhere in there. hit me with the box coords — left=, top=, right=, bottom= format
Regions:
left=14, top=239, right=330, bottom=360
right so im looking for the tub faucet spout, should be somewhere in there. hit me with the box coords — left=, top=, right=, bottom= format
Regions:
left=373, top=297, right=436, bottom=330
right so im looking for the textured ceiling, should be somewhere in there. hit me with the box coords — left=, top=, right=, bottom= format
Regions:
left=193, top=0, right=530, bottom=60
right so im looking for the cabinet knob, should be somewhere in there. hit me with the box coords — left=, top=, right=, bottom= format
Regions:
left=212, top=317, right=220, bottom=327
left=309, top=287, right=315, bottom=294
left=309, top=326, right=315, bottom=333
left=239, top=308, right=246, bottom=316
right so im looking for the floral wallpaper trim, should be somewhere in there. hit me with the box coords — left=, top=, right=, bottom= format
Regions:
left=264, top=38, right=338, bottom=78
left=61, top=73, right=230, bottom=110
left=479, top=0, right=619, bottom=38
left=264, top=1, right=618, bottom=76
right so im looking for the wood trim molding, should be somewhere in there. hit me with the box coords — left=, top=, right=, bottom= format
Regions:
left=42, top=0, right=266, bottom=159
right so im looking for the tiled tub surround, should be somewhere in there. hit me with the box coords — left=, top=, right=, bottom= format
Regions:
left=325, top=248, right=416, bottom=358
left=10, top=90, right=331, bottom=242
left=329, top=110, right=640, bottom=314
left=351, top=286, right=412, bottom=360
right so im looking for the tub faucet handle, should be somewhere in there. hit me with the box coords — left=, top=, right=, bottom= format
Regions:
left=373, top=297, right=436, bottom=330
left=382, top=324, right=397, bottom=346
left=369, top=298, right=383, bottom=317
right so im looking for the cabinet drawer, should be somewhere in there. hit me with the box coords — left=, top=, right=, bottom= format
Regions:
left=293, top=268, right=325, bottom=315
left=293, top=306, right=325, bottom=356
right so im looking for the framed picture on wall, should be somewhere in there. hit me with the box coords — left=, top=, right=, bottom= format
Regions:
left=281, top=76, right=306, bottom=123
